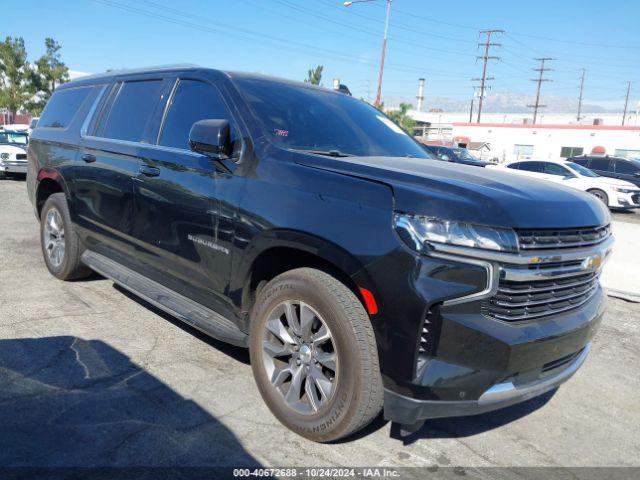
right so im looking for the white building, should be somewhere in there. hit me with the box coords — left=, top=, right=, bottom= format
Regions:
left=409, top=111, right=640, bottom=163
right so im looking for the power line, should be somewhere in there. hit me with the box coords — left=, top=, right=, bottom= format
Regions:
left=528, top=58, right=554, bottom=124
left=474, top=29, right=503, bottom=122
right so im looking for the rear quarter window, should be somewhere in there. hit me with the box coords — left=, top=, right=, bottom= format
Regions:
left=38, top=86, right=93, bottom=129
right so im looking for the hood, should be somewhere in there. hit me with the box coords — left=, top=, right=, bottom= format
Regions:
left=295, top=155, right=610, bottom=229
left=0, top=144, right=27, bottom=155
left=593, top=176, right=638, bottom=189
left=457, top=158, right=489, bottom=167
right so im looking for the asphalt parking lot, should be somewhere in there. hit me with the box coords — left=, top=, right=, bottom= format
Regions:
left=1, top=178, right=639, bottom=474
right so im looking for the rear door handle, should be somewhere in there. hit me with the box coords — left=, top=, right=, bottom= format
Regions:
left=139, top=165, right=161, bottom=177
left=81, top=153, right=96, bottom=163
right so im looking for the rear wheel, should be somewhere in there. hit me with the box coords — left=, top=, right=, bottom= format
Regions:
left=249, top=268, right=383, bottom=442
left=587, top=188, right=609, bottom=206
left=40, top=193, right=92, bottom=280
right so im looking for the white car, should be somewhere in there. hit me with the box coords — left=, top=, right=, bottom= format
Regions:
left=496, top=159, right=640, bottom=209
left=28, top=117, right=39, bottom=135
left=0, top=123, right=29, bottom=132
left=0, top=130, right=29, bottom=178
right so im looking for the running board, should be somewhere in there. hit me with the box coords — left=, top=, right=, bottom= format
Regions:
left=81, top=250, right=248, bottom=347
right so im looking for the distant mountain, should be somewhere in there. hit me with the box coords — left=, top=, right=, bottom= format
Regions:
left=382, top=91, right=620, bottom=113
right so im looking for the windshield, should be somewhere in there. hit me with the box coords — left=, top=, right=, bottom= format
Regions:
left=567, top=162, right=598, bottom=177
left=0, top=132, right=28, bottom=146
left=233, top=77, right=430, bottom=158
left=451, top=148, right=479, bottom=161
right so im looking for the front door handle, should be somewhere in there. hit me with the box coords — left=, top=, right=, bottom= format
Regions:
left=81, top=153, right=96, bottom=163
left=139, top=165, right=161, bottom=177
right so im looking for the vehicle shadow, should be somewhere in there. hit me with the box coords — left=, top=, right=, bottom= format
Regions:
left=391, top=389, right=557, bottom=445
left=0, top=335, right=261, bottom=473
left=112, top=284, right=251, bottom=365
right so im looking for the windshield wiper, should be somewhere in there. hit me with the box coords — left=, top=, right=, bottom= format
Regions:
left=292, top=148, right=354, bottom=157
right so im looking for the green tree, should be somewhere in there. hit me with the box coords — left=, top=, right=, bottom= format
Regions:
left=304, top=65, right=323, bottom=85
left=0, top=36, right=35, bottom=118
left=386, top=103, right=416, bottom=134
left=28, top=38, right=70, bottom=114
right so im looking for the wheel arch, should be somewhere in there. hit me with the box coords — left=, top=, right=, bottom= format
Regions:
left=235, top=232, right=379, bottom=330
left=35, top=169, right=69, bottom=218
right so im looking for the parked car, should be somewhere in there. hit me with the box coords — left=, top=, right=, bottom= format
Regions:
left=0, top=130, right=29, bottom=179
left=28, top=117, right=39, bottom=135
left=497, top=159, right=640, bottom=209
left=28, top=66, right=612, bottom=442
left=422, top=144, right=489, bottom=167
left=0, top=123, right=29, bottom=132
left=569, top=155, right=640, bottom=188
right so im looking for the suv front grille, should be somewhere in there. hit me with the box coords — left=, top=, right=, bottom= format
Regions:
left=483, top=272, right=600, bottom=321
left=517, top=225, right=610, bottom=250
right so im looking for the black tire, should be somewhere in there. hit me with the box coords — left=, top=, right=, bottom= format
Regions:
left=587, top=188, right=609, bottom=207
left=249, top=267, right=383, bottom=442
left=40, top=193, right=92, bottom=280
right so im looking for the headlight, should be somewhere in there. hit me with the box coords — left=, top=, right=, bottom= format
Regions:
left=613, top=187, right=637, bottom=194
left=0, top=153, right=9, bottom=160
left=394, top=214, right=519, bottom=253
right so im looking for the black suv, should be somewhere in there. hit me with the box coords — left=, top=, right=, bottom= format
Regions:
left=422, top=144, right=489, bottom=167
left=28, top=66, right=611, bottom=442
left=569, top=155, right=640, bottom=188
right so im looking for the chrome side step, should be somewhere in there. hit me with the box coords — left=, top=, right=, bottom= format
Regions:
left=81, top=250, right=248, bottom=347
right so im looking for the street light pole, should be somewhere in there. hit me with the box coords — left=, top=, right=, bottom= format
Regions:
left=344, top=0, right=391, bottom=108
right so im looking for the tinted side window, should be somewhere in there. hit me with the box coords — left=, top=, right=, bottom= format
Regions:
left=614, top=160, right=639, bottom=174
left=38, top=86, right=92, bottom=129
left=507, top=162, right=521, bottom=170
left=544, top=163, right=570, bottom=176
left=589, top=158, right=612, bottom=171
left=570, top=157, right=587, bottom=166
left=518, top=162, right=543, bottom=173
left=159, top=79, right=235, bottom=150
left=99, top=80, right=163, bottom=142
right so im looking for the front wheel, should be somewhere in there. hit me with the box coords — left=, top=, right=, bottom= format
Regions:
left=249, top=268, right=383, bottom=442
left=587, top=188, right=609, bottom=206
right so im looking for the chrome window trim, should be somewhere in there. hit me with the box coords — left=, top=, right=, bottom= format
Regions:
left=80, top=85, right=108, bottom=138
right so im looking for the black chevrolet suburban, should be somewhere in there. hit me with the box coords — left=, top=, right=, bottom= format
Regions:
left=27, top=66, right=612, bottom=442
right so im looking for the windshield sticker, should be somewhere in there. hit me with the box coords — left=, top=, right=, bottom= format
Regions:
left=376, top=116, right=406, bottom=135
left=274, top=128, right=289, bottom=137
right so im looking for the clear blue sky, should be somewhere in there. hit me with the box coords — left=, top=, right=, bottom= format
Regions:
left=3, top=0, right=639, bottom=108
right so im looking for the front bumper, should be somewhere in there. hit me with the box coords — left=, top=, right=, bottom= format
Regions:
left=610, top=191, right=640, bottom=209
left=370, top=234, right=610, bottom=427
left=0, top=162, right=27, bottom=174
left=384, top=343, right=590, bottom=425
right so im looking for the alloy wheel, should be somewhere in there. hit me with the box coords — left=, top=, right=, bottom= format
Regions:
left=43, top=208, right=65, bottom=268
left=261, top=300, right=338, bottom=414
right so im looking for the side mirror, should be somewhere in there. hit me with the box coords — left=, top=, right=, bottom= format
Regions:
left=189, top=119, right=230, bottom=157
left=441, top=155, right=450, bottom=161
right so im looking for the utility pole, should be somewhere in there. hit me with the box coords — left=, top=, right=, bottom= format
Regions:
left=469, top=98, right=474, bottom=123
left=344, top=0, right=392, bottom=108
left=577, top=69, right=586, bottom=122
left=528, top=57, right=554, bottom=124
left=475, top=29, right=503, bottom=123
left=622, top=81, right=631, bottom=126
left=416, top=78, right=425, bottom=112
